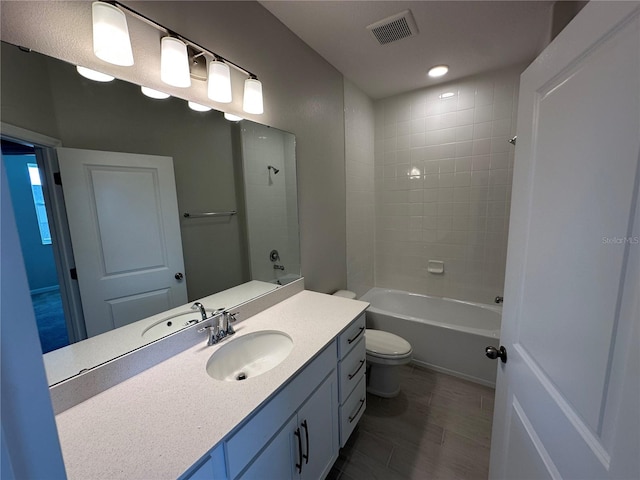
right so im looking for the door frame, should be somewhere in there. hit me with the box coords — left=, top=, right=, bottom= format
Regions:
left=1, top=122, right=87, bottom=344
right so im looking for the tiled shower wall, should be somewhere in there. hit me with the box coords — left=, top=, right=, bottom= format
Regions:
left=241, top=122, right=300, bottom=283
left=373, top=66, right=522, bottom=303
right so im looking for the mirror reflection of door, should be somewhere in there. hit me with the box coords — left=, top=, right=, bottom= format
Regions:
left=2, top=139, right=189, bottom=351
left=57, top=147, right=188, bottom=337
left=2, top=139, right=69, bottom=353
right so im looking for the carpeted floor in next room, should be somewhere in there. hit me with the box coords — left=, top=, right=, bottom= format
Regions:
left=31, top=289, right=69, bottom=354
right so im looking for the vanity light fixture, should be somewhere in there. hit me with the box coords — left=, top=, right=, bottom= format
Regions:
left=428, top=65, right=449, bottom=78
left=140, top=86, right=170, bottom=99
left=208, top=57, right=232, bottom=103
left=89, top=1, right=264, bottom=114
left=243, top=76, right=264, bottom=115
left=188, top=101, right=212, bottom=112
left=439, top=92, right=456, bottom=99
left=76, top=66, right=115, bottom=82
left=224, top=113, right=243, bottom=122
left=91, top=1, right=134, bottom=66
left=161, top=37, right=191, bottom=88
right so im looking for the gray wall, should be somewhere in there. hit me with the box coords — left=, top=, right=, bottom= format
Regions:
left=0, top=1, right=348, bottom=294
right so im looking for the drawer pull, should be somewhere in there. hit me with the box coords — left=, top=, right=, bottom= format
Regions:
left=347, top=326, right=365, bottom=344
left=348, top=398, right=366, bottom=423
left=294, top=427, right=302, bottom=473
left=301, top=420, right=309, bottom=464
left=348, top=359, right=365, bottom=380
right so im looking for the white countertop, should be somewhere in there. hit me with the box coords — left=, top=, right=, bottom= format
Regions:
left=54, top=290, right=368, bottom=479
left=44, top=280, right=279, bottom=386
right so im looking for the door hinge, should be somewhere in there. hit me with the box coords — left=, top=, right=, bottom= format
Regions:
left=54, top=172, right=62, bottom=185
left=70, top=268, right=78, bottom=280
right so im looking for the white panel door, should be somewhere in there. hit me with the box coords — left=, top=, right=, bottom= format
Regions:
left=57, top=148, right=187, bottom=337
left=489, top=3, right=640, bottom=479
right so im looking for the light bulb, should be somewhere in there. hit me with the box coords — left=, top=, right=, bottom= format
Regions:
left=141, top=86, right=170, bottom=99
left=92, top=2, right=134, bottom=66
left=76, top=66, right=115, bottom=82
left=208, top=60, right=232, bottom=103
left=428, top=65, right=449, bottom=78
left=161, top=37, right=191, bottom=88
left=243, top=77, right=263, bottom=115
left=188, top=101, right=211, bottom=112
left=224, top=113, right=243, bottom=122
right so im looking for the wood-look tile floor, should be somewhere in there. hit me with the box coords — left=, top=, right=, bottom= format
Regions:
left=328, top=365, right=495, bottom=480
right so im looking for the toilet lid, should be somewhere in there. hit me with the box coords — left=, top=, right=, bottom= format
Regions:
left=366, top=329, right=412, bottom=357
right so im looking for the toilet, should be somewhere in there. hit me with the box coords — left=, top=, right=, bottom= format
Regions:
left=333, top=290, right=413, bottom=398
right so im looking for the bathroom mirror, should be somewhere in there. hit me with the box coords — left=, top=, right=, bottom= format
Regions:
left=0, top=41, right=300, bottom=385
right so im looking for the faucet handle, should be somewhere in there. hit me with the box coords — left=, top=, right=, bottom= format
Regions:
left=224, top=311, right=238, bottom=335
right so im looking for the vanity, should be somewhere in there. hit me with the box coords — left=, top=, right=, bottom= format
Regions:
left=53, top=287, right=368, bottom=479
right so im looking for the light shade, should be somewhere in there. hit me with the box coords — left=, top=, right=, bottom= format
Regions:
left=92, top=2, right=134, bottom=66
left=224, top=113, right=243, bottom=122
left=243, top=78, right=263, bottom=115
left=141, top=86, right=170, bottom=99
left=188, top=101, right=212, bottom=112
left=76, top=66, right=114, bottom=82
left=161, top=37, right=191, bottom=88
left=428, top=65, right=449, bottom=78
left=207, top=60, right=232, bottom=103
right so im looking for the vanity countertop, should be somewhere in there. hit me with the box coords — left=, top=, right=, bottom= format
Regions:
left=54, top=290, right=368, bottom=479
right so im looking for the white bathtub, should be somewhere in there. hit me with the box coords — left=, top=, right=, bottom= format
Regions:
left=360, top=288, right=501, bottom=387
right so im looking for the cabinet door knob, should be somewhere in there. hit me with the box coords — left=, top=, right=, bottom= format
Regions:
left=174, top=272, right=184, bottom=280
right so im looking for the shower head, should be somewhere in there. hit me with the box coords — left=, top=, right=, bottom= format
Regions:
left=268, top=165, right=280, bottom=175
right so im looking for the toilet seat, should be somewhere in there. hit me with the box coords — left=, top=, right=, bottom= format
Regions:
left=365, top=329, right=412, bottom=360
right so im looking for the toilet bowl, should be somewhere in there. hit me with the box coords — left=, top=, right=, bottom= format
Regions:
left=333, top=290, right=413, bottom=398
left=365, top=329, right=412, bottom=398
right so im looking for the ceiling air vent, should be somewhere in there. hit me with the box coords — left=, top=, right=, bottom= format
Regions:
left=367, top=10, right=419, bottom=45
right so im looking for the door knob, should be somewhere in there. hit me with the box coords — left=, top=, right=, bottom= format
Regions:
left=485, top=345, right=507, bottom=363
left=174, top=272, right=184, bottom=280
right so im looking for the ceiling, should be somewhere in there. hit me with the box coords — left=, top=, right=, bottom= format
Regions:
left=260, top=1, right=555, bottom=99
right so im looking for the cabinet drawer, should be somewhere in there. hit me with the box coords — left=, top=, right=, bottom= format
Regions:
left=338, top=314, right=365, bottom=359
left=338, top=337, right=366, bottom=404
left=339, top=376, right=366, bottom=448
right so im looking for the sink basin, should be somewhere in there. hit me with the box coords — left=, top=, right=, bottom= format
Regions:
left=141, top=310, right=204, bottom=340
left=206, top=330, right=293, bottom=381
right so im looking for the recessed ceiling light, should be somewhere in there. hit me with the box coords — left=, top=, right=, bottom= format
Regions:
left=141, top=86, right=170, bottom=99
left=439, top=92, right=456, bottom=99
left=188, top=101, right=212, bottom=112
left=224, top=113, right=243, bottom=122
left=428, top=65, right=449, bottom=78
left=76, top=66, right=114, bottom=82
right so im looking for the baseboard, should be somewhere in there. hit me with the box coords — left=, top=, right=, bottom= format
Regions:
left=30, top=285, right=60, bottom=295
left=411, top=359, right=496, bottom=388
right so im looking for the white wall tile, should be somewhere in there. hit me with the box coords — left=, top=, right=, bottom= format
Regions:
left=369, top=66, right=521, bottom=303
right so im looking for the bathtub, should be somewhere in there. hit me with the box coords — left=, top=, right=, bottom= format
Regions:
left=360, top=288, right=501, bottom=387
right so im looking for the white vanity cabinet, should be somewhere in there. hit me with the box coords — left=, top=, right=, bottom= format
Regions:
left=239, top=371, right=337, bottom=480
left=226, top=343, right=339, bottom=480
left=337, top=314, right=367, bottom=447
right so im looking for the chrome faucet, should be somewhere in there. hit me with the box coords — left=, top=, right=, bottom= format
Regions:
left=199, top=310, right=237, bottom=346
left=191, top=302, right=208, bottom=321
